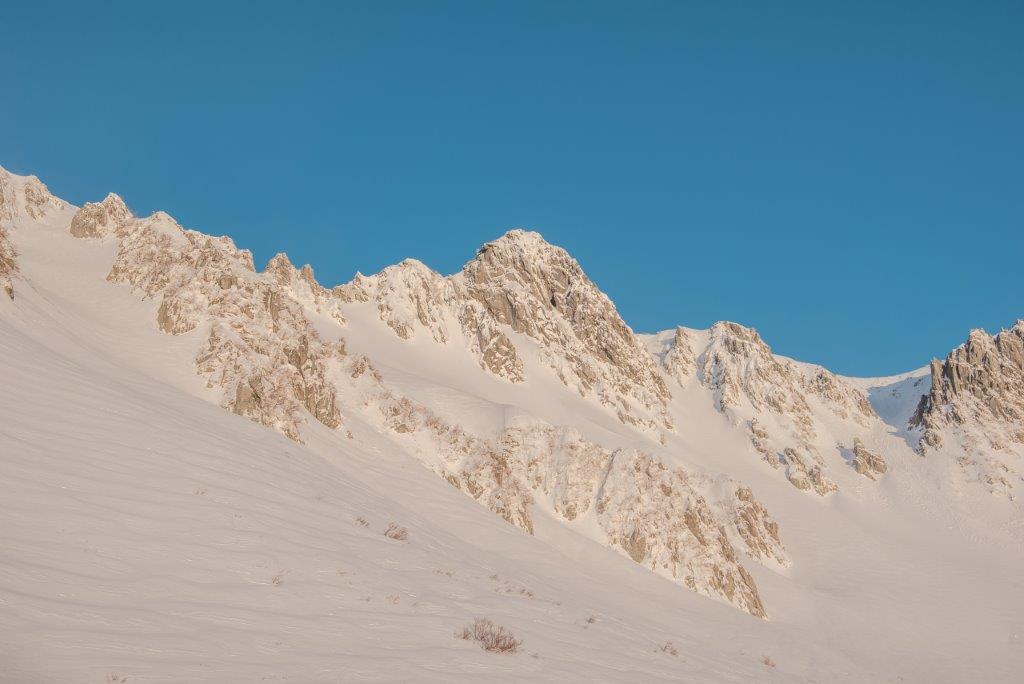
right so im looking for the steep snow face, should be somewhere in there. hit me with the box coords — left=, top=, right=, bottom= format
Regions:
left=338, top=230, right=672, bottom=432
left=650, top=321, right=879, bottom=496
left=912, top=322, right=1024, bottom=498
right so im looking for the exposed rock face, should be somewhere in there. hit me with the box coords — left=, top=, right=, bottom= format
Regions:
left=0, top=226, right=16, bottom=300
left=337, top=259, right=451, bottom=342
left=0, top=171, right=64, bottom=223
left=337, top=230, right=672, bottom=431
left=851, top=438, right=887, bottom=479
left=671, top=321, right=876, bottom=495
left=68, top=193, right=133, bottom=238
left=911, top=323, right=1024, bottom=496
left=346, top=354, right=783, bottom=618
left=0, top=171, right=15, bottom=223
left=19, top=176, right=65, bottom=220
left=458, top=231, right=672, bottom=429
left=732, top=487, right=787, bottom=566
left=781, top=447, right=837, bottom=496
left=663, top=326, right=697, bottom=385
left=802, top=367, right=876, bottom=423
left=1, top=169, right=66, bottom=298
left=71, top=204, right=345, bottom=441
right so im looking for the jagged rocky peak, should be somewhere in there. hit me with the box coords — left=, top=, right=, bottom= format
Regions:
left=1, top=167, right=68, bottom=298
left=664, top=326, right=697, bottom=383
left=908, top=321, right=1024, bottom=499
left=69, top=193, right=133, bottom=238
left=457, top=229, right=672, bottom=428
left=338, top=229, right=673, bottom=430
left=97, top=207, right=345, bottom=441
left=0, top=167, right=65, bottom=222
left=337, top=257, right=452, bottom=342
left=700, top=321, right=810, bottom=417
left=913, top=321, right=1024, bottom=449
left=692, top=320, right=879, bottom=496
left=699, top=320, right=875, bottom=422
left=264, top=252, right=299, bottom=285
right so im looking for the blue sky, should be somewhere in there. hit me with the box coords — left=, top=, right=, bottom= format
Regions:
left=2, top=1, right=1021, bottom=375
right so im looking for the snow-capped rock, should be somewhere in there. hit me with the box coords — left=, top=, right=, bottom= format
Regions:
left=851, top=437, right=887, bottom=479
left=911, top=322, right=1024, bottom=497
left=0, top=226, right=16, bottom=300
left=1, top=167, right=67, bottom=297
left=457, top=230, right=672, bottom=429
left=71, top=204, right=345, bottom=442
left=339, top=230, right=673, bottom=431
left=345, top=354, right=782, bottom=617
left=68, top=193, right=133, bottom=238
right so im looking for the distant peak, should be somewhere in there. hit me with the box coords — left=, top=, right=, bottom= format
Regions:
left=478, top=229, right=553, bottom=252
left=265, top=252, right=296, bottom=285
left=710, top=320, right=763, bottom=341
left=101, top=192, right=128, bottom=207
left=266, top=252, right=294, bottom=270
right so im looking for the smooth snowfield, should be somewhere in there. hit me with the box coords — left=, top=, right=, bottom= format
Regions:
left=1, top=180, right=1023, bottom=681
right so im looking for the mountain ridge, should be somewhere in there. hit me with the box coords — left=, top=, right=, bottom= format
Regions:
left=2, top=164, right=1023, bottom=680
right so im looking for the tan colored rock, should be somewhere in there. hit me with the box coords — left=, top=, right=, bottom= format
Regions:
left=346, top=357, right=782, bottom=618
left=663, top=326, right=697, bottom=384
left=106, top=211, right=344, bottom=441
left=910, top=322, right=1024, bottom=497
left=69, top=193, right=133, bottom=238
left=851, top=438, right=887, bottom=479
left=0, top=226, right=16, bottom=300
left=782, top=448, right=837, bottom=496
left=337, top=231, right=673, bottom=431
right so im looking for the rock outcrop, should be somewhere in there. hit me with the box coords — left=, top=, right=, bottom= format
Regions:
left=337, top=230, right=673, bottom=431
left=70, top=204, right=346, bottom=441
left=911, top=323, right=1024, bottom=496
left=851, top=438, right=887, bottom=479
left=68, top=193, right=133, bottom=238
left=345, top=354, right=783, bottom=618
left=1, top=168, right=66, bottom=298
left=662, top=321, right=879, bottom=495
left=458, top=231, right=672, bottom=430
left=662, top=326, right=697, bottom=385
left=0, top=226, right=16, bottom=300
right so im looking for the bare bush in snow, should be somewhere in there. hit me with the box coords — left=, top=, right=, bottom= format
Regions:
left=456, top=618, right=522, bottom=653
left=384, top=522, right=408, bottom=540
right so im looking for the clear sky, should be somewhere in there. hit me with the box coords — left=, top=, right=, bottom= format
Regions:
left=2, top=1, right=1021, bottom=375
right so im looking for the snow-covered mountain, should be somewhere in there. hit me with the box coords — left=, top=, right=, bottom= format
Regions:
left=2, top=165, right=1022, bottom=682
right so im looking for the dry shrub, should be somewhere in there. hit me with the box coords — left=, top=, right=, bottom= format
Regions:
left=384, top=522, right=408, bottom=540
left=456, top=618, right=522, bottom=653
left=354, top=516, right=369, bottom=527
left=762, top=655, right=776, bottom=668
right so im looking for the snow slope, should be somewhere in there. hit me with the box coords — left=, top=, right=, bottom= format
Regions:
left=1, top=166, right=1023, bottom=682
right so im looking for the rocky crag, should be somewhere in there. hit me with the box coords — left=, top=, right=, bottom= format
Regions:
left=912, top=323, right=1024, bottom=498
